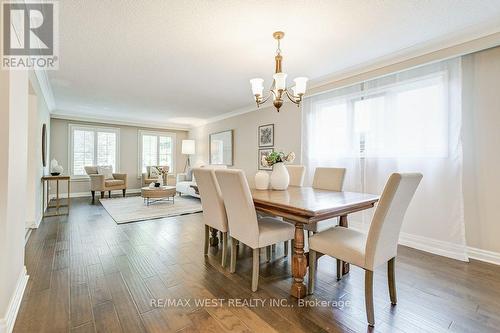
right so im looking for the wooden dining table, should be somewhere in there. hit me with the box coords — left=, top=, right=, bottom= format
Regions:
left=251, top=186, right=379, bottom=299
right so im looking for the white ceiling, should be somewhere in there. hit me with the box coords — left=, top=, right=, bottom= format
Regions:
left=49, top=0, right=500, bottom=128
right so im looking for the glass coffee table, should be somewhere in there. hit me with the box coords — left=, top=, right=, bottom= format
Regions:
left=141, top=185, right=176, bottom=206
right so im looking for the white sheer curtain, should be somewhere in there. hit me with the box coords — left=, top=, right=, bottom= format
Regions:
left=302, top=58, right=468, bottom=260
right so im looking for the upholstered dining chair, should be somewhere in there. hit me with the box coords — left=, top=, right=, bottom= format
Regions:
left=215, top=169, right=295, bottom=292
left=286, top=165, right=306, bottom=186
left=308, top=173, right=422, bottom=326
left=193, top=168, right=229, bottom=267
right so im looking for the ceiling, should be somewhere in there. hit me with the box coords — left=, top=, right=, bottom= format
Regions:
left=49, top=0, right=500, bottom=128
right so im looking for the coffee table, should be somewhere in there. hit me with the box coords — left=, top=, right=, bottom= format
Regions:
left=141, top=186, right=176, bottom=206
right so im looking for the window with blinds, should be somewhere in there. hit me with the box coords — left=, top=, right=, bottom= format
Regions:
left=69, top=125, right=120, bottom=177
left=138, top=130, right=176, bottom=174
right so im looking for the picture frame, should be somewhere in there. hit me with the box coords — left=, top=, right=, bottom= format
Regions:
left=258, top=148, right=274, bottom=170
left=209, top=129, right=234, bottom=166
left=258, top=124, right=274, bottom=147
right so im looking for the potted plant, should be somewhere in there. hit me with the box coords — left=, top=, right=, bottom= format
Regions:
left=261, top=151, right=295, bottom=190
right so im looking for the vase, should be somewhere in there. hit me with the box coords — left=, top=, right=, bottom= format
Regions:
left=254, top=171, right=269, bottom=190
left=270, top=162, right=289, bottom=190
left=157, top=175, right=164, bottom=186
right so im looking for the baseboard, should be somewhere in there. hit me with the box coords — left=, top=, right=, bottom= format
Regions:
left=467, top=246, right=500, bottom=266
left=49, top=188, right=142, bottom=199
left=348, top=220, right=469, bottom=262
left=24, top=229, right=32, bottom=245
left=0, top=267, right=29, bottom=333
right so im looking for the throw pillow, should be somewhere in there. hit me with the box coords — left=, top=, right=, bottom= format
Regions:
left=97, top=165, right=114, bottom=180
left=149, top=166, right=161, bottom=179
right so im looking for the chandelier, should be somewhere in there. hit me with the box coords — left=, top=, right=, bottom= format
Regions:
left=250, top=31, right=308, bottom=112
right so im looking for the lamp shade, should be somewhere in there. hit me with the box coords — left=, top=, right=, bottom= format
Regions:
left=250, top=78, right=264, bottom=96
left=273, top=72, right=287, bottom=90
left=181, top=139, right=195, bottom=155
left=293, top=77, right=308, bottom=95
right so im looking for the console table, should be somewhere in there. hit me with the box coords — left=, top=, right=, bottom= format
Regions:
left=42, top=175, right=71, bottom=217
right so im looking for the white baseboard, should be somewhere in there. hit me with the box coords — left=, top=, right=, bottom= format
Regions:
left=399, top=232, right=469, bottom=262
left=467, top=246, right=500, bottom=266
left=49, top=188, right=142, bottom=199
left=0, top=267, right=29, bottom=333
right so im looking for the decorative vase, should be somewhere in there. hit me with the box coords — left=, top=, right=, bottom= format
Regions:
left=157, top=175, right=163, bottom=186
left=255, top=171, right=269, bottom=190
left=270, top=162, right=289, bottom=190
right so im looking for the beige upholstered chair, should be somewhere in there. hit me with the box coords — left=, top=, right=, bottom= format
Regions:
left=84, top=166, right=128, bottom=203
left=308, top=173, right=422, bottom=326
left=193, top=168, right=229, bottom=267
left=215, top=169, right=295, bottom=292
left=286, top=165, right=306, bottom=186
left=305, top=167, right=346, bottom=234
left=142, top=165, right=169, bottom=187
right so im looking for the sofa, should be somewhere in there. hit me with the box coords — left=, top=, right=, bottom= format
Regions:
left=84, top=166, right=128, bottom=203
left=176, top=165, right=227, bottom=198
left=141, top=165, right=169, bottom=187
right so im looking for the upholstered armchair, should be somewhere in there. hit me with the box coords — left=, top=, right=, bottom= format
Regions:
left=84, top=166, right=128, bottom=203
left=141, top=165, right=169, bottom=187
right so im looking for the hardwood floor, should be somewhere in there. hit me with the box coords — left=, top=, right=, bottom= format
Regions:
left=14, top=197, right=500, bottom=333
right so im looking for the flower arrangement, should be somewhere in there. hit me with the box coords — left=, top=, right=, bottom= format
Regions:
left=261, top=151, right=295, bottom=167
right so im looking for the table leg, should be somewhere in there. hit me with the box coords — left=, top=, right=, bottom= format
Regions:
left=291, top=223, right=307, bottom=298
left=339, top=215, right=350, bottom=275
left=67, top=179, right=71, bottom=212
left=56, top=180, right=60, bottom=212
left=209, top=228, right=219, bottom=247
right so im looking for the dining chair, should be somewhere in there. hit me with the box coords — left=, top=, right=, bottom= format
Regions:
left=215, top=169, right=295, bottom=292
left=193, top=168, right=229, bottom=267
left=286, top=165, right=306, bottom=186
left=305, top=167, right=346, bottom=235
left=308, top=173, right=423, bottom=326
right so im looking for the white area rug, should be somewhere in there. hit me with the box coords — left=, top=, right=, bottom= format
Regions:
left=100, top=195, right=202, bottom=224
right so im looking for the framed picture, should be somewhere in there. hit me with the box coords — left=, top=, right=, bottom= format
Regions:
left=258, top=124, right=274, bottom=147
left=258, top=148, right=274, bottom=170
left=209, top=129, right=234, bottom=166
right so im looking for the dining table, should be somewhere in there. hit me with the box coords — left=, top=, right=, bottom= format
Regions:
left=251, top=186, right=379, bottom=299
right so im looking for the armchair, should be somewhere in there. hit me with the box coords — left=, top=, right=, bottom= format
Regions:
left=141, top=165, right=169, bottom=187
left=84, top=166, right=128, bottom=203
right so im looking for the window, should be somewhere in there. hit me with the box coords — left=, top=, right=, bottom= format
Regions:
left=138, top=130, right=176, bottom=174
left=69, top=125, right=120, bottom=177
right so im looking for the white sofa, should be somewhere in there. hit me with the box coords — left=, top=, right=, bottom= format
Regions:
left=176, top=165, right=227, bottom=198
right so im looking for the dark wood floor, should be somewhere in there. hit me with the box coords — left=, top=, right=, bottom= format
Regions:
left=14, top=197, right=500, bottom=333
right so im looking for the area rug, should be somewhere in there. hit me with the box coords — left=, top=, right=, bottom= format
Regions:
left=100, top=195, right=202, bottom=224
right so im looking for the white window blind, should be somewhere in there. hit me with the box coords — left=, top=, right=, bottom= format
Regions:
left=138, top=131, right=176, bottom=174
left=69, top=125, right=120, bottom=177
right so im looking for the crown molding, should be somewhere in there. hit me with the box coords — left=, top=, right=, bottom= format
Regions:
left=34, top=69, right=56, bottom=111
left=50, top=111, right=191, bottom=131
left=199, top=29, right=500, bottom=127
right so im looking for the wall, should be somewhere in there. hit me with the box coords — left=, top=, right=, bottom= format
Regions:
left=462, top=46, right=500, bottom=254
left=26, top=72, right=51, bottom=228
left=50, top=118, right=189, bottom=194
left=0, top=69, right=29, bottom=332
left=190, top=46, right=500, bottom=259
left=189, top=102, right=301, bottom=187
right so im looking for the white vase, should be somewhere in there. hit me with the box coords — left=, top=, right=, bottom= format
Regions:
left=157, top=175, right=163, bottom=186
left=254, top=171, right=269, bottom=190
left=270, top=162, right=289, bottom=190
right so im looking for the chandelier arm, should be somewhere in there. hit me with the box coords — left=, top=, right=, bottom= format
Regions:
left=284, top=89, right=300, bottom=105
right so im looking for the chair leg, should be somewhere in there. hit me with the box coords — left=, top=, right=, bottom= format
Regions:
left=91, top=191, right=95, bottom=203
left=336, top=259, right=342, bottom=281
left=265, top=246, right=271, bottom=262
left=221, top=232, right=228, bottom=268
left=252, top=248, right=260, bottom=292
left=230, top=238, right=237, bottom=273
left=365, top=270, right=375, bottom=327
left=284, top=240, right=289, bottom=257
left=308, top=250, right=316, bottom=294
left=108, top=191, right=111, bottom=198
left=101, top=191, right=105, bottom=198
left=204, top=225, right=209, bottom=255
left=388, top=257, right=397, bottom=305
left=122, top=189, right=126, bottom=197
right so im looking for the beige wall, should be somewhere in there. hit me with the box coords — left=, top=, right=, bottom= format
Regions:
left=50, top=118, right=188, bottom=194
left=0, top=69, right=29, bottom=328
left=462, top=47, right=500, bottom=253
left=189, top=102, right=301, bottom=187
left=190, top=46, right=500, bottom=255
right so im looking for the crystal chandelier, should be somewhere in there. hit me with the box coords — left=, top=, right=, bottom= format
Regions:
left=250, top=31, right=308, bottom=112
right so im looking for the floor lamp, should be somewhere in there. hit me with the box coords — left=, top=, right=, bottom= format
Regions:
left=182, top=139, right=195, bottom=172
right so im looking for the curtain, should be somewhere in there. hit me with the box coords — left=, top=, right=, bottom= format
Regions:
left=302, top=58, right=468, bottom=260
